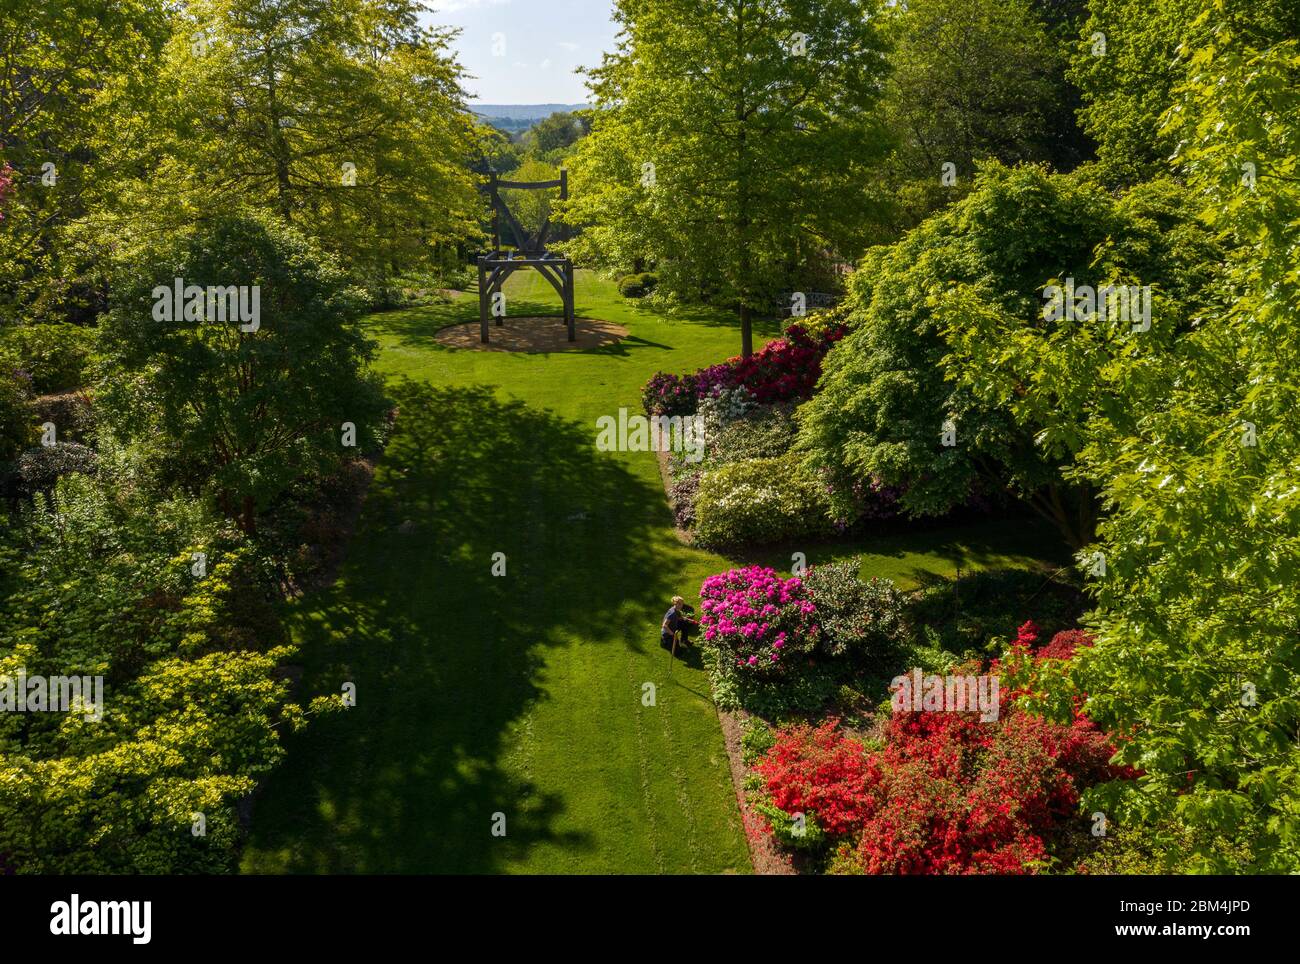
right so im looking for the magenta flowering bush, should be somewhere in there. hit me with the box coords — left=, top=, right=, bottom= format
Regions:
left=640, top=370, right=698, bottom=416
left=0, top=162, right=13, bottom=218
left=699, top=566, right=822, bottom=678
left=641, top=317, right=847, bottom=416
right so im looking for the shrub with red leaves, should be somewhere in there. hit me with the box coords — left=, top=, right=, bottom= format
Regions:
left=753, top=719, right=871, bottom=837
left=641, top=321, right=846, bottom=414
left=753, top=644, right=1132, bottom=875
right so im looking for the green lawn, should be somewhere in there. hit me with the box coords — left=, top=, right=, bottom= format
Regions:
left=241, top=270, right=1065, bottom=874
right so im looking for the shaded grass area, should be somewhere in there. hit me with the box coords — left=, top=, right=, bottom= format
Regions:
left=243, top=271, right=756, bottom=874
left=735, top=516, right=1071, bottom=590
left=242, top=269, right=1069, bottom=873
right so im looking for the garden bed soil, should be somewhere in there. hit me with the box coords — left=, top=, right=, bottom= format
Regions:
left=716, top=706, right=797, bottom=875
left=655, top=447, right=693, bottom=544
left=434, top=316, right=628, bottom=352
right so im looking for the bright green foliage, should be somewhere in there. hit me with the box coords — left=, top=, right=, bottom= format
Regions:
left=524, top=111, right=589, bottom=160
left=0, top=0, right=169, bottom=320
left=501, top=159, right=560, bottom=239
left=0, top=463, right=326, bottom=873
left=797, top=164, right=1215, bottom=548
left=878, top=0, right=1080, bottom=230
left=1067, top=9, right=1300, bottom=872
left=1069, top=0, right=1300, bottom=186
left=564, top=0, right=890, bottom=355
left=96, top=211, right=388, bottom=534
left=90, top=0, right=480, bottom=300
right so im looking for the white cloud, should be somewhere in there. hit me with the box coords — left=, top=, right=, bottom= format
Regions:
left=539, top=58, right=552, bottom=69
left=556, top=41, right=580, bottom=52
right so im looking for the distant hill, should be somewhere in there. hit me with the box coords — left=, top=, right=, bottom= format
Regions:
left=471, top=103, right=588, bottom=123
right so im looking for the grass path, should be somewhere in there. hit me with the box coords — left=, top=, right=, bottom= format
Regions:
left=241, top=270, right=1064, bottom=873
left=241, top=271, right=769, bottom=873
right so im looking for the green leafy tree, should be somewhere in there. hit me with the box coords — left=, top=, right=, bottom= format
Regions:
left=526, top=111, right=589, bottom=157
left=878, top=0, right=1083, bottom=230
left=798, top=164, right=1215, bottom=549
left=97, top=211, right=387, bottom=535
left=1064, top=8, right=1300, bottom=872
left=90, top=0, right=480, bottom=299
left=0, top=0, right=168, bottom=321
left=501, top=159, right=560, bottom=241
left=1069, top=0, right=1299, bottom=186
left=564, top=0, right=890, bottom=356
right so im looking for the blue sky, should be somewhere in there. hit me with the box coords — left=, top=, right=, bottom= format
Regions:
left=423, top=0, right=619, bottom=105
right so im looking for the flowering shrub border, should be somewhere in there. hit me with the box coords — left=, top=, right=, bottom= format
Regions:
left=641, top=316, right=847, bottom=416
left=746, top=633, right=1135, bottom=875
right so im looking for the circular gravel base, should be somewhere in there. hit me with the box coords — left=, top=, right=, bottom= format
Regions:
left=434, top=316, right=629, bottom=352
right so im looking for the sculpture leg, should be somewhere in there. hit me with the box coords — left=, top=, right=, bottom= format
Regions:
left=478, top=260, right=489, bottom=343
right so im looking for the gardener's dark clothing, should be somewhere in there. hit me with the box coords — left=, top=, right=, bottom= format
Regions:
left=661, top=606, right=696, bottom=647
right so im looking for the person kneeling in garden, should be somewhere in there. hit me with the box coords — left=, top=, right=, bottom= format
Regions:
left=661, top=595, right=698, bottom=653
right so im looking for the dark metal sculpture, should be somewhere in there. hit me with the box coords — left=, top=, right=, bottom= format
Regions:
left=477, top=169, right=575, bottom=343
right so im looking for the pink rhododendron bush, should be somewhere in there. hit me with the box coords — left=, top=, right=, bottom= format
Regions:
left=700, top=566, right=822, bottom=676
left=698, top=563, right=907, bottom=715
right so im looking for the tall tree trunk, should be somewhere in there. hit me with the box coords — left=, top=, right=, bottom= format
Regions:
left=735, top=0, right=753, bottom=359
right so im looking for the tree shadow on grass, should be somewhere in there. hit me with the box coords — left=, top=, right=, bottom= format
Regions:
left=242, top=381, right=671, bottom=873
left=729, top=516, right=1070, bottom=587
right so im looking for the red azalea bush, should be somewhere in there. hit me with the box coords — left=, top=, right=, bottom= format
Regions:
left=699, top=565, right=822, bottom=676
left=753, top=719, right=871, bottom=837
left=1037, top=628, right=1094, bottom=661
left=641, top=319, right=846, bottom=415
left=752, top=642, right=1134, bottom=875
left=834, top=706, right=1123, bottom=875
left=730, top=324, right=845, bottom=403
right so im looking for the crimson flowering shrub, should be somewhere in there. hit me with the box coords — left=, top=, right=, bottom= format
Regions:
left=640, top=370, right=698, bottom=416
left=833, top=705, right=1124, bottom=874
left=754, top=719, right=871, bottom=838
left=699, top=565, right=822, bottom=676
left=0, top=163, right=13, bottom=217
left=731, top=324, right=845, bottom=403
left=641, top=320, right=846, bottom=415
left=995, top=622, right=1099, bottom=719
left=1037, top=629, right=1094, bottom=661
left=753, top=642, right=1134, bottom=874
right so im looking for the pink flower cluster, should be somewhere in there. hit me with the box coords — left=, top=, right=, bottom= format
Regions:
left=0, top=162, right=14, bottom=220
left=699, top=566, right=822, bottom=676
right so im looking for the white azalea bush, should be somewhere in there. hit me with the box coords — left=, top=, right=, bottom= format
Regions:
left=693, top=453, right=832, bottom=547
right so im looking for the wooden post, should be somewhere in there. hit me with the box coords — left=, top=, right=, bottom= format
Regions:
left=496, top=264, right=505, bottom=326
left=564, top=261, right=575, bottom=341
left=490, top=172, right=501, bottom=252
left=478, top=258, right=489, bottom=344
